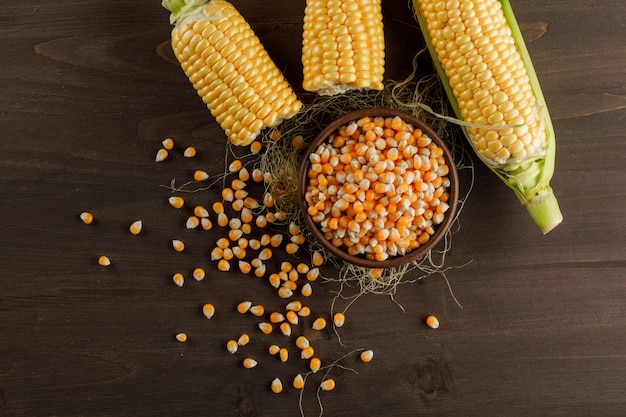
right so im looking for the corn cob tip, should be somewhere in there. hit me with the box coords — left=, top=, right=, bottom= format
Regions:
left=162, top=0, right=205, bottom=24
left=524, top=185, right=562, bottom=234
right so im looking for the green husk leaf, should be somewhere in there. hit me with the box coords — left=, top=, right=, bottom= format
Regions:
left=411, top=0, right=562, bottom=233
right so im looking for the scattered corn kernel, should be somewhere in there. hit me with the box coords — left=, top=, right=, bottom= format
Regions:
left=360, top=350, right=374, bottom=363
left=258, top=322, right=273, bottom=335
left=269, top=312, right=285, bottom=323
left=217, top=259, right=230, bottom=271
left=193, top=170, right=209, bottom=181
left=312, top=251, right=324, bottom=266
left=301, top=283, right=312, bottom=297
left=286, top=301, right=302, bottom=312
left=227, top=339, right=238, bottom=354
left=201, top=218, right=213, bottom=230
left=312, top=317, right=327, bottom=330
left=271, top=378, right=283, bottom=394
left=333, top=312, right=346, bottom=328
left=183, top=146, right=196, bottom=157
left=129, top=220, right=143, bottom=235
left=202, top=303, right=215, bottom=319
left=228, top=159, right=243, bottom=173
left=186, top=216, right=200, bottom=229
left=293, top=374, right=305, bottom=389
left=97, top=255, right=111, bottom=266
left=298, top=306, right=311, bottom=317
left=250, top=141, right=262, bottom=154
left=268, top=344, right=280, bottom=356
left=155, top=148, right=168, bottom=162
left=172, top=273, right=184, bottom=287
left=301, top=346, right=315, bottom=360
left=254, top=265, right=267, bottom=278
left=295, top=336, right=309, bottom=350
left=279, top=347, right=289, bottom=363
left=279, top=322, right=292, bottom=337
left=172, top=239, right=185, bottom=252
left=175, top=332, right=187, bottom=343
left=249, top=305, right=264, bottom=317
left=320, top=378, right=335, bottom=391
left=168, top=196, right=184, bottom=209
left=238, top=333, right=250, bottom=346
left=162, top=138, right=174, bottom=150
left=426, top=315, right=440, bottom=329
left=233, top=246, right=246, bottom=259
left=193, top=267, right=206, bottom=281
left=243, top=358, right=257, bottom=369
left=286, top=311, right=299, bottom=325
left=278, top=287, right=293, bottom=299
left=237, top=301, right=252, bottom=314
left=310, top=357, right=322, bottom=373
left=285, top=243, right=299, bottom=255
left=258, top=247, right=273, bottom=261
left=212, top=201, right=224, bottom=214
left=306, top=268, right=320, bottom=281
left=80, top=212, right=94, bottom=224
left=270, top=234, right=283, bottom=247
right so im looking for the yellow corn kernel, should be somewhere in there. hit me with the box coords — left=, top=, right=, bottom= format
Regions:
left=183, top=146, right=196, bottom=158
left=193, top=170, right=209, bottom=181
left=172, top=273, right=184, bottom=287
left=310, top=357, right=322, bottom=373
left=426, top=315, right=440, bottom=329
left=258, top=247, right=273, bottom=261
left=242, top=358, right=257, bottom=369
left=249, top=305, right=265, bottom=317
left=302, top=0, right=385, bottom=95
left=212, top=201, right=224, bottom=214
left=172, top=239, right=185, bottom=252
left=239, top=167, right=250, bottom=181
left=210, top=247, right=223, bottom=261
left=164, top=0, right=303, bottom=146
left=250, top=141, right=262, bottom=154
left=312, top=317, right=327, bottom=330
left=279, top=322, right=292, bottom=337
left=238, top=260, right=251, bottom=274
left=193, top=267, right=206, bottom=281
left=168, top=196, right=185, bottom=209
left=231, top=199, right=244, bottom=212
left=237, top=333, right=250, bottom=346
left=216, top=237, right=230, bottom=249
left=268, top=344, right=280, bottom=355
left=155, top=148, right=169, bottom=162
left=175, top=332, right=188, bottom=343
left=186, top=215, right=200, bottom=229
left=270, top=312, right=285, bottom=323
left=217, top=259, right=230, bottom=271
left=320, top=378, right=335, bottom=391
left=333, top=312, right=346, bottom=327
left=285, top=243, right=299, bottom=255
left=312, top=251, right=324, bottom=267
left=279, top=347, right=289, bottom=363
left=269, top=234, right=283, bottom=247
left=306, top=268, right=320, bottom=281
left=360, top=349, right=374, bottom=363
left=271, top=378, right=283, bottom=394
left=281, top=281, right=297, bottom=291
left=222, top=248, right=234, bottom=261
left=232, top=246, right=246, bottom=260
left=277, top=287, right=293, bottom=299
left=254, top=264, right=267, bottom=278
left=293, top=374, right=305, bottom=389
left=80, top=212, right=94, bottom=225
left=286, top=310, right=299, bottom=325
left=298, top=306, right=311, bottom=317
left=217, top=212, right=229, bottom=227
left=301, top=283, right=312, bottom=297
left=295, top=336, right=310, bottom=350
left=229, top=159, right=243, bottom=173
left=201, top=217, right=213, bottom=230
left=258, top=322, right=273, bottom=334
left=268, top=273, right=281, bottom=288
left=300, top=347, right=315, bottom=362
left=97, top=255, right=111, bottom=266
left=227, top=339, right=238, bottom=354
left=237, top=301, right=252, bottom=314
left=162, top=138, right=175, bottom=150
left=194, top=205, right=209, bottom=218
left=202, top=303, right=215, bottom=319
left=286, top=301, right=302, bottom=312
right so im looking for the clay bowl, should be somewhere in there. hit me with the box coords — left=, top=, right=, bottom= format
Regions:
left=298, top=108, right=459, bottom=269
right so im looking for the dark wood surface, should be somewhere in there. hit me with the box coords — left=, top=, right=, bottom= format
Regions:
left=1, top=1, right=625, bottom=416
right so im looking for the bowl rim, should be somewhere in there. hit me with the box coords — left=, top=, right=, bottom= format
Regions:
left=298, top=107, right=459, bottom=269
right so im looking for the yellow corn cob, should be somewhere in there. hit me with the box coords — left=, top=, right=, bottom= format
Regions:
left=413, top=0, right=562, bottom=233
left=163, top=0, right=303, bottom=146
left=302, top=0, right=385, bottom=95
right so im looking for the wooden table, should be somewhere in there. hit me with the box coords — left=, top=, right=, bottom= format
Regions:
left=2, top=1, right=625, bottom=416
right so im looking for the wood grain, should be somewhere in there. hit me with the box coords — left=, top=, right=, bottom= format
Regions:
left=1, top=0, right=625, bottom=416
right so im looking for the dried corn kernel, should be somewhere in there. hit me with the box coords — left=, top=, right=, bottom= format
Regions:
left=175, top=332, right=187, bottom=343
left=80, top=212, right=94, bottom=224
left=306, top=268, right=320, bottom=281
left=295, top=336, right=309, bottom=350
left=202, top=303, right=215, bottom=319
left=312, top=251, right=324, bottom=266
left=168, top=196, right=185, bottom=209
left=258, top=322, right=273, bottom=335
left=298, top=306, right=311, bottom=317
left=227, top=339, right=238, bottom=354
left=183, top=146, right=196, bottom=158
left=238, top=333, right=250, bottom=346
left=278, top=287, right=293, bottom=299
left=201, top=217, right=213, bottom=230
left=186, top=216, right=200, bottom=229
left=286, top=310, right=299, bottom=325
left=360, top=350, right=374, bottom=363
left=270, top=312, right=285, bottom=323
left=426, top=315, right=439, bottom=329
left=172, top=239, right=185, bottom=252
left=156, top=148, right=168, bottom=162
left=301, top=346, right=315, bottom=360
left=286, top=301, right=302, bottom=312
left=193, top=170, right=209, bottom=181
left=271, top=378, right=283, bottom=394
left=237, top=301, right=252, bottom=314
left=312, top=317, right=327, bottom=330
left=193, top=267, right=206, bottom=281
left=162, top=138, right=174, bottom=150
left=268, top=344, right=280, bottom=355
left=279, top=347, right=289, bottom=363
left=301, top=283, right=312, bottom=297
left=310, top=357, right=322, bottom=373
left=293, top=374, right=305, bottom=389
left=243, top=358, right=257, bottom=369
left=279, top=322, right=291, bottom=337
left=172, top=273, right=184, bottom=287
left=217, top=259, right=230, bottom=271
left=333, top=312, right=346, bottom=328
left=320, top=378, right=335, bottom=391
left=249, top=305, right=264, bottom=317
left=97, top=255, right=111, bottom=266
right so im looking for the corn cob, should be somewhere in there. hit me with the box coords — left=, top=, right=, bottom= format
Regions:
left=412, top=0, right=562, bottom=233
left=163, top=0, right=303, bottom=146
left=302, top=0, right=385, bottom=95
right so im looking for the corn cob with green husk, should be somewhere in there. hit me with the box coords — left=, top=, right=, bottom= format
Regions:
left=162, top=0, right=303, bottom=146
left=412, top=0, right=562, bottom=233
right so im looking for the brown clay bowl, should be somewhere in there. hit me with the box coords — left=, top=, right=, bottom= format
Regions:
left=298, top=108, right=459, bottom=269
